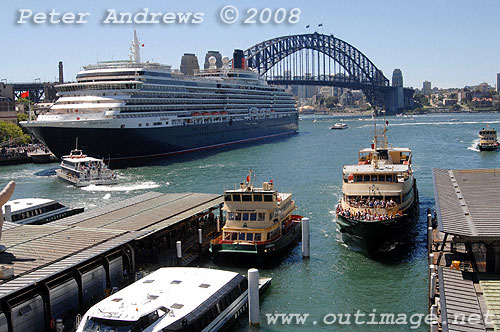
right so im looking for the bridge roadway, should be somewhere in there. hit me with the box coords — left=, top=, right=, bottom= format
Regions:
left=0, top=191, right=223, bottom=332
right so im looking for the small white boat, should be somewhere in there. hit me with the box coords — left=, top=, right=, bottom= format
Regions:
left=56, top=149, right=118, bottom=187
left=2, top=198, right=84, bottom=225
left=76, top=267, right=271, bottom=332
left=330, top=123, right=348, bottom=130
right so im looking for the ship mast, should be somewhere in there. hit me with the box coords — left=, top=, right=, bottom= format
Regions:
left=130, top=29, right=141, bottom=63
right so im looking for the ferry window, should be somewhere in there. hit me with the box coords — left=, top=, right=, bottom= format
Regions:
left=233, top=194, right=241, bottom=201
left=253, top=194, right=262, bottom=201
left=238, top=233, right=245, bottom=240
left=228, top=212, right=235, bottom=220
left=258, top=213, right=265, bottom=221
left=138, top=123, right=142, bottom=127
left=231, top=233, right=237, bottom=240
left=355, top=175, right=363, bottom=182
left=364, top=175, right=370, bottom=182
left=234, top=213, right=242, bottom=220
left=243, top=213, right=249, bottom=221
left=247, top=233, right=254, bottom=241
left=242, top=194, right=252, bottom=202
left=255, top=233, right=262, bottom=241
left=224, top=232, right=232, bottom=240
left=264, top=194, right=273, bottom=202
left=250, top=213, right=257, bottom=221
left=224, top=194, right=232, bottom=201
left=371, top=175, right=377, bottom=182
left=378, top=175, right=385, bottom=182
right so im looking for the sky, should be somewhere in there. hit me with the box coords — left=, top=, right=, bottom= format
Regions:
left=1, top=0, right=499, bottom=89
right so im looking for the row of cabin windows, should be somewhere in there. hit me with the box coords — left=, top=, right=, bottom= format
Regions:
left=350, top=174, right=396, bottom=183
left=480, top=130, right=496, bottom=135
left=11, top=203, right=64, bottom=222
left=224, top=232, right=263, bottom=242
left=182, top=281, right=247, bottom=332
left=225, top=193, right=274, bottom=202
left=227, top=212, right=266, bottom=222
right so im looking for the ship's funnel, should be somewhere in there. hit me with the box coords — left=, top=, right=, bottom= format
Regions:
left=232, top=49, right=246, bottom=69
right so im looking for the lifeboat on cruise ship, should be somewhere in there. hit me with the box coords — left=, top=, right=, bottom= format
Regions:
left=191, top=112, right=201, bottom=116
left=202, top=112, right=210, bottom=116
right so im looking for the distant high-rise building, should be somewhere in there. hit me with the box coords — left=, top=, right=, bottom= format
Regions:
left=204, top=51, right=222, bottom=69
left=392, top=69, right=403, bottom=87
left=423, top=81, right=432, bottom=95
left=180, top=53, right=199, bottom=75
left=497, top=73, right=500, bottom=93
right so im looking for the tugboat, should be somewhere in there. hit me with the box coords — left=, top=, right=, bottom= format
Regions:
left=478, top=126, right=498, bottom=151
left=336, top=114, right=418, bottom=252
left=210, top=170, right=302, bottom=263
left=56, top=148, right=118, bottom=187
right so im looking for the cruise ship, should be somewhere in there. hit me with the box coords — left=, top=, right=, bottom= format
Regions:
left=22, top=31, right=298, bottom=163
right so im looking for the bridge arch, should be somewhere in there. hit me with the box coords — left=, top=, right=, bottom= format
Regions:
left=244, top=32, right=389, bottom=87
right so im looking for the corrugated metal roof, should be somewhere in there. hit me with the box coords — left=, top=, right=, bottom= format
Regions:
left=479, top=279, right=500, bottom=330
left=438, top=267, right=486, bottom=332
left=433, top=168, right=500, bottom=237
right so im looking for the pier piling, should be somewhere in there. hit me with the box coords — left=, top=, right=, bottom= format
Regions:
left=176, top=241, right=182, bottom=266
left=248, top=268, right=260, bottom=326
left=302, top=217, right=310, bottom=258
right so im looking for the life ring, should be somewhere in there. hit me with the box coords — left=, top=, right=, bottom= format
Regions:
left=50, top=318, right=56, bottom=329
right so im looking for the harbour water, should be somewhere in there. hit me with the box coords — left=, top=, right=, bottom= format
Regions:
left=2, top=112, right=500, bottom=331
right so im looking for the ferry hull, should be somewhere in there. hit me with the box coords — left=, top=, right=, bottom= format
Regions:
left=210, top=221, right=301, bottom=264
left=478, top=144, right=498, bottom=151
left=25, top=116, right=298, bottom=163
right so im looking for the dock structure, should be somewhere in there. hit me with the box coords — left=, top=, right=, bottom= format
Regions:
left=0, top=191, right=223, bottom=332
left=430, top=168, right=500, bottom=332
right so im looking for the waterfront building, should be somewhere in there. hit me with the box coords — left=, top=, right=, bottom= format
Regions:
left=203, top=51, right=222, bottom=69
left=423, top=81, right=432, bottom=96
left=0, top=83, right=14, bottom=100
left=0, top=97, right=16, bottom=124
left=496, top=73, right=500, bottom=93
left=179, top=53, right=199, bottom=76
left=392, top=69, right=403, bottom=87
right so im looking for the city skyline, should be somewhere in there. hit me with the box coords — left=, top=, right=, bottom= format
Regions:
left=1, top=0, right=499, bottom=89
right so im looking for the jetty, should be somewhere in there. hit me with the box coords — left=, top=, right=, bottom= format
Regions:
left=429, top=168, right=500, bottom=332
left=0, top=191, right=223, bottom=332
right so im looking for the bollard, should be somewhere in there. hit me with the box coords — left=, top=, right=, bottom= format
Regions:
left=198, top=228, right=203, bottom=245
left=429, top=253, right=434, bottom=265
left=176, top=241, right=182, bottom=266
left=301, top=217, right=310, bottom=258
left=431, top=321, right=438, bottom=332
left=4, top=205, right=11, bottom=222
left=248, top=268, right=260, bottom=326
left=217, top=217, right=220, bottom=232
left=430, top=273, right=437, bottom=299
left=427, top=226, right=433, bottom=253
left=427, top=208, right=432, bottom=228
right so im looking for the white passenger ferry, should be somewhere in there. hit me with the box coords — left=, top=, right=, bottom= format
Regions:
left=2, top=198, right=83, bottom=225
left=56, top=149, right=118, bottom=187
left=76, top=267, right=271, bottom=332
left=21, top=31, right=298, bottom=164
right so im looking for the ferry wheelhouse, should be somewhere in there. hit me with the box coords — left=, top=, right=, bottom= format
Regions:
left=478, top=127, right=498, bottom=151
left=56, top=149, right=117, bottom=187
left=21, top=31, right=298, bottom=164
left=76, top=267, right=271, bottom=332
left=210, top=171, right=302, bottom=262
left=336, top=120, right=418, bottom=250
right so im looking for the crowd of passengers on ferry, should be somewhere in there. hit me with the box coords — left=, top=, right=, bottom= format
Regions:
left=336, top=205, right=403, bottom=221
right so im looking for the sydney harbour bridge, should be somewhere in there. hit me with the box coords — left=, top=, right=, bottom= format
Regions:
left=244, top=32, right=414, bottom=114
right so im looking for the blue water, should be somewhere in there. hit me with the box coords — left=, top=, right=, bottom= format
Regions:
left=2, top=113, right=500, bottom=331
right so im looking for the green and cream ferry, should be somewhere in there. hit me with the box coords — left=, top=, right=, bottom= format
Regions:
left=478, top=126, right=498, bottom=151
left=210, top=170, right=302, bottom=263
left=336, top=119, right=418, bottom=250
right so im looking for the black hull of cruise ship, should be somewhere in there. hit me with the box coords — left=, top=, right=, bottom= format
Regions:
left=28, top=116, right=298, bottom=164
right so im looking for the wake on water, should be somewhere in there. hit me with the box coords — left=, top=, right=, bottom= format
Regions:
left=80, top=181, right=161, bottom=192
left=468, top=138, right=480, bottom=152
